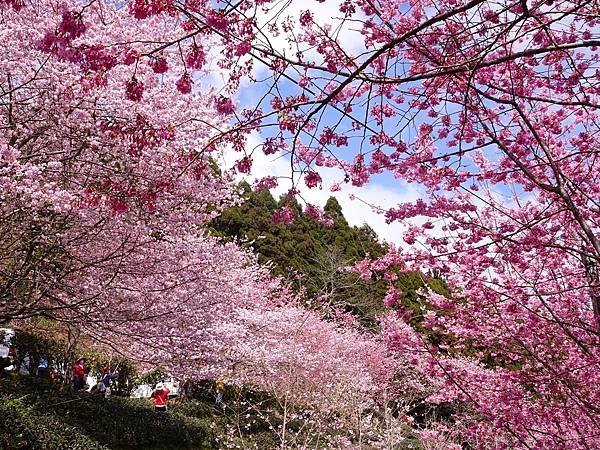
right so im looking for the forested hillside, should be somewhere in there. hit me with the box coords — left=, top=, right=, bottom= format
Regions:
left=211, top=183, right=449, bottom=328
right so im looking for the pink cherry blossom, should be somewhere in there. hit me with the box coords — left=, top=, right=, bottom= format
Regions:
left=175, top=72, right=192, bottom=94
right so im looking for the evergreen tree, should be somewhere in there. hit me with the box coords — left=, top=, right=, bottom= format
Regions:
left=211, top=185, right=447, bottom=328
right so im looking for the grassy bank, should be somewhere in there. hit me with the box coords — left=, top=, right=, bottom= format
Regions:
left=0, top=374, right=430, bottom=449
left=0, top=375, right=217, bottom=450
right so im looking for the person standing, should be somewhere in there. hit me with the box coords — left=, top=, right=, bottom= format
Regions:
left=151, top=382, right=170, bottom=412
left=100, top=367, right=119, bottom=397
left=72, top=357, right=86, bottom=390
left=215, top=380, right=225, bottom=405
left=37, top=357, right=48, bottom=378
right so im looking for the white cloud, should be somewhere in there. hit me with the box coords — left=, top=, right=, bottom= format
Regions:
left=247, top=0, right=366, bottom=83
left=255, top=0, right=365, bottom=56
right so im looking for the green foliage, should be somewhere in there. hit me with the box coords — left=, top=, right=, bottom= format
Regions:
left=11, top=329, right=70, bottom=374
left=211, top=185, right=451, bottom=329
left=211, top=187, right=386, bottom=326
left=1, top=395, right=34, bottom=417
left=10, top=328, right=137, bottom=394
left=132, top=367, right=168, bottom=389
left=0, top=376, right=214, bottom=450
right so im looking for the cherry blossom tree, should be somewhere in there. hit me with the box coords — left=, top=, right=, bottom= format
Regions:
left=74, top=0, right=596, bottom=447
left=1, top=11, right=399, bottom=450
left=215, top=303, right=397, bottom=448
left=0, top=0, right=237, bottom=325
left=3, top=0, right=599, bottom=447
left=189, top=1, right=597, bottom=447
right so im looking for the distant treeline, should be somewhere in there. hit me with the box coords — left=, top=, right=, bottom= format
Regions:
left=210, top=182, right=449, bottom=329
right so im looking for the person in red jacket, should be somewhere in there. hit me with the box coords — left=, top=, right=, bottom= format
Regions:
left=72, top=357, right=86, bottom=390
left=151, top=382, right=170, bottom=412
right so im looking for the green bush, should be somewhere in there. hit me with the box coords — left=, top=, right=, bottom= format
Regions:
left=131, top=367, right=168, bottom=390
left=0, top=376, right=214, bottom=449
left=9, top=328, right=137, bottom=394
